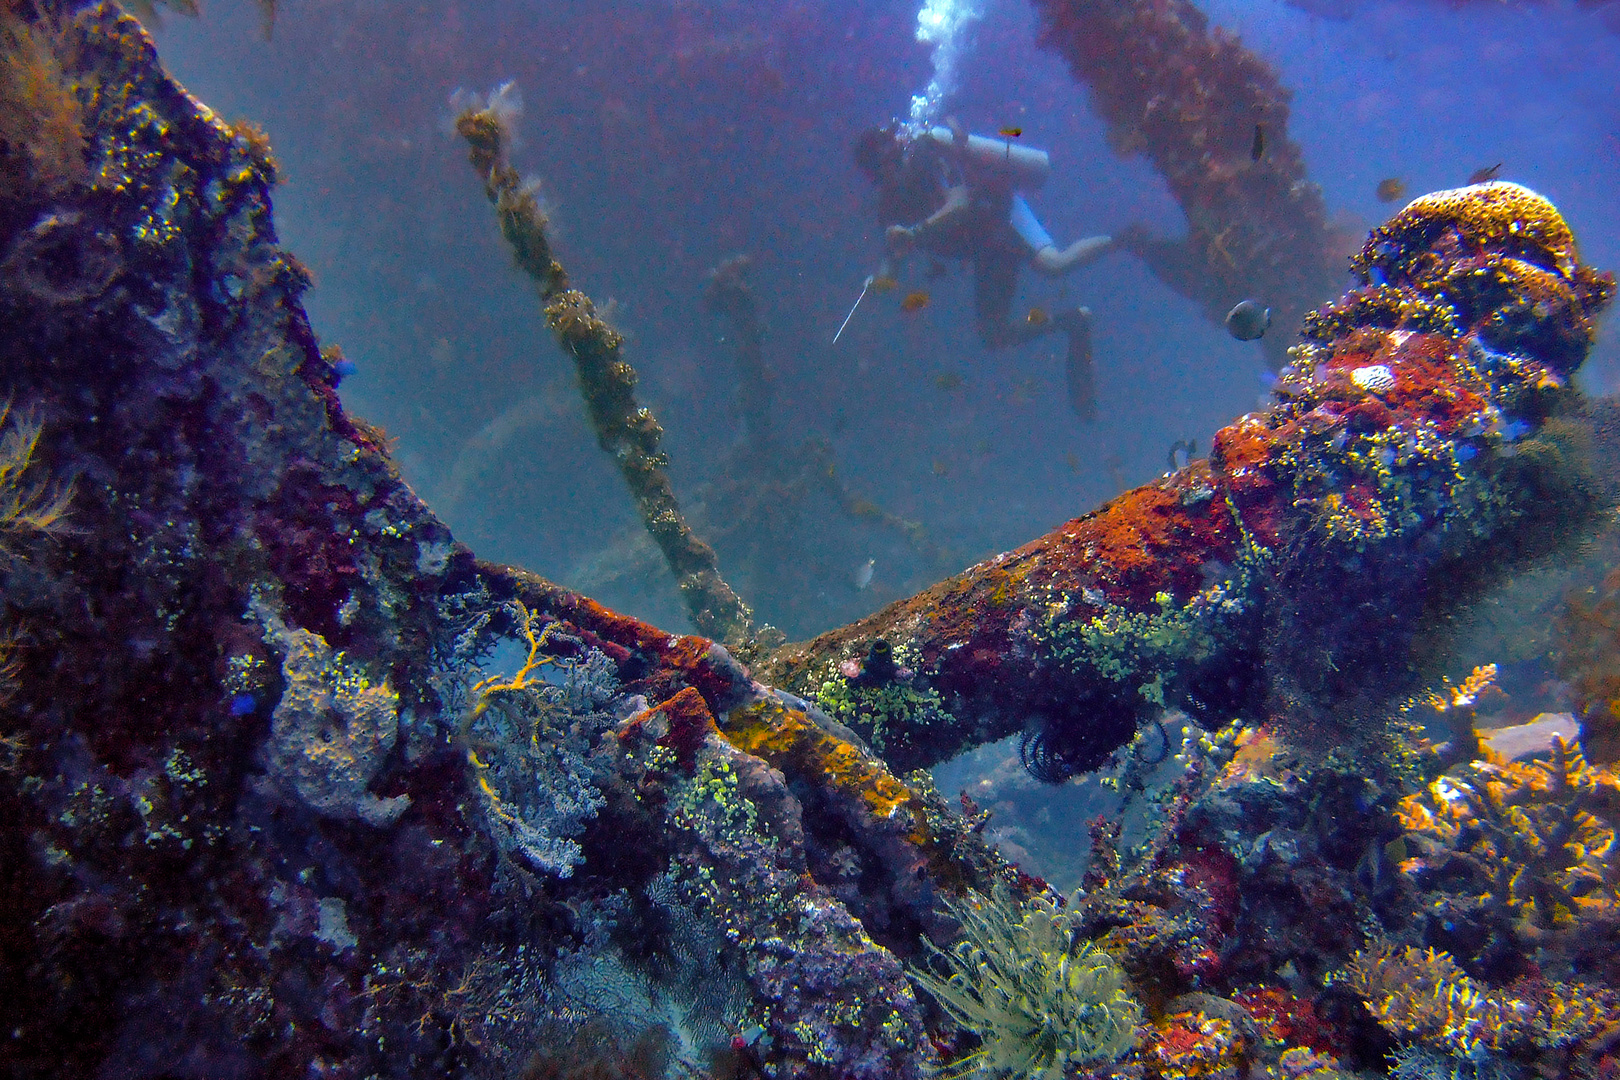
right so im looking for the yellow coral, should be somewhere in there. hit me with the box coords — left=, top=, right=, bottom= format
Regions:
left=721, top=697, right=918, bottom=826
left=0, top=400, right=72, bottom=554
left=1384, top=183, right=1578, bottom=278
left=1340, top=943, right=1616, bottom=1056
left=1395, top=739, right=1620, bottom=927
left=1424, top=664, right=1498, bottom=714
left=459, top=600, right=564, bottom=818
left=1341, top=946, right=1491, bottom=1058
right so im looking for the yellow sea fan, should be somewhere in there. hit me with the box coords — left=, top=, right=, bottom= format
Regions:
left=0, top=400, right=72, bottom=555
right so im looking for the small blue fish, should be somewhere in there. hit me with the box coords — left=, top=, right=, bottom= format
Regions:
left=1224, top=299, right=1271, bottom=341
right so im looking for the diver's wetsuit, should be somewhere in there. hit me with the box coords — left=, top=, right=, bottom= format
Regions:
left=855, top=124, right=1109, bottom=420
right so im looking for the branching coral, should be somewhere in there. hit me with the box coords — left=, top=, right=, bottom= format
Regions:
left=910, top=885, right=1141, bottom=1079
left=1340, top=944, right=1617, bottom=1059
left=1394, top=739, right=1620, bottom=930
left=1418, top=664, right=1499, bottom=767
left=0, top=399, right=71, bottom=557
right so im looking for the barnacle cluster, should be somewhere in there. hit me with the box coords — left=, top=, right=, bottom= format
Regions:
left=909, top=885, right=1140, bottom=1080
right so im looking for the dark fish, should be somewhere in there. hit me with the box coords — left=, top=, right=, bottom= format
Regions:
left=1225, top=299, right=1271, bottom=341
left=1167, top=438, right=1197, bottom=472
left=900, top=291, right=930, bottom=313
left=934, top=371, right=965, bottom=391
left=1468, top=163, right=1502, bottom=185
left=1250, top=124, right=1264, bottom=163
left=1376, top=177, right=1407, bottom=203
left=1026, top=307, right=1049, bottom=327
left=868, top=274, right=899, bottom=293
left=998, top=126, right=1022, bottom=138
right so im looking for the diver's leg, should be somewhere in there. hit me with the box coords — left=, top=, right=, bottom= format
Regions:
left=973, top=256, right=1046, bottom=350
left=1055, top=306, right=1097, bottom=421
left=1032, top=235, right=1115, bottom=276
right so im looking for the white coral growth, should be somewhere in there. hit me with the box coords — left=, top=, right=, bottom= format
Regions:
left=1352, top=364, right=1397, bottom=394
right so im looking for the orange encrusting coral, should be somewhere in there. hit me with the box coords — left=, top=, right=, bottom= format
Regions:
left=1144, top=1011, right=1248, bottom=1080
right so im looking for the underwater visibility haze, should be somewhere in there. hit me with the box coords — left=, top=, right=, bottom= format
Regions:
left=3, top=0, right=1620, bottom=1075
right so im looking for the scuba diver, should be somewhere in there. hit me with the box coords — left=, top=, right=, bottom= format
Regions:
left=853, top=120, right=1115, bottom=420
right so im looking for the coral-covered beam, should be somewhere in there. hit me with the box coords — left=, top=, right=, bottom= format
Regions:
left=456, top=94, right=755, bottom=646
left=1030, top=0, right=1348, bottom=367
left=760, top=184, right=1614, bottom=778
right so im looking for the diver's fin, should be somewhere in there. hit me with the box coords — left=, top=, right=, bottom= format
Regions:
left=1063, top=307, right=1096, bottom=421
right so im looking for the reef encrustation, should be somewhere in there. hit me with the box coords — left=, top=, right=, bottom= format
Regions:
left=763, top=180, right=1614, bottom=781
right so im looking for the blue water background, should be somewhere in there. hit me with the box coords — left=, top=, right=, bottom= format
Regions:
left=148, top=0, right=1620, bottom=640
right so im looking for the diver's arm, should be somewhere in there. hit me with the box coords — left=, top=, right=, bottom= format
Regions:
left=922, top=183, right=970, bottom=228
left=888, top=184, right=970, bottom=255
left=1032, top=235, right=1115, bottom=276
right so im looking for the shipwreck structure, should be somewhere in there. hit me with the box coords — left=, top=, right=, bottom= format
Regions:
left=0, top=2, right=1614, bottom=1077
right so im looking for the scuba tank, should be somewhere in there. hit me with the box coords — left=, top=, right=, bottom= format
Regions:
left=923, top=126, right=1050, bottom=188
